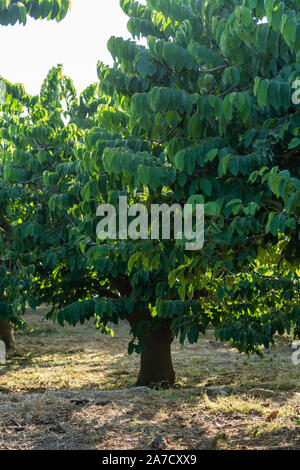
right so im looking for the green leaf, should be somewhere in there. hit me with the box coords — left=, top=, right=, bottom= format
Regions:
left=284, top=16, right=296, bottom=47
left=205, top=201, right=220, bottom=217
left=205, top=148, right=218, bottom=162
left=175, top=150, right=185, bottom=171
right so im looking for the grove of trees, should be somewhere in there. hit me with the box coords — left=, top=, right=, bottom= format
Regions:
left=0, top=0, right=299, bottom=386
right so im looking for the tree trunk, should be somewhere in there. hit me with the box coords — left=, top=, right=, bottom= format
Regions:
left=0, top=319, right=15, bottom=349
left=136, top=325, right=175, bottom=387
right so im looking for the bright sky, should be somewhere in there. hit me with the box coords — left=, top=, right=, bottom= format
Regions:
left=0, top=0, right=141, bottom=95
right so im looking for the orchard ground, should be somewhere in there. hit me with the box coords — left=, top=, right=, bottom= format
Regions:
left=0, top=307, right=299, bottom=450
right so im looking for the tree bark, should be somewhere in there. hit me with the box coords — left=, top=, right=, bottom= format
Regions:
left=0, top=319, right=15, bottom=349
left=136, top=325, right=175, bottom=387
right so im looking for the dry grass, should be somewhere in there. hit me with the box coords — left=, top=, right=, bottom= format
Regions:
left=0, top=307, right=299, bottom=450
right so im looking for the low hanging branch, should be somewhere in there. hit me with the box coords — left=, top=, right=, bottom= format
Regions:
left=200, top=63, right=229, bottom=74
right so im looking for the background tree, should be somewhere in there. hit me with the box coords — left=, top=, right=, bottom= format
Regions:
left=0, top=0, right=71, bottom=348
left=1, top=0, right=300, bottom=385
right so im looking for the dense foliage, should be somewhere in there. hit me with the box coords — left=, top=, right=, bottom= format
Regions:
left=0, top=0, right=299, bottom=384
left=0, top=0, right=70, bottom=25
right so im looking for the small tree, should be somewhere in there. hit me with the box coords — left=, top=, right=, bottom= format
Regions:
left=0, top=0, right=70, bottom=26
left=1, top=0, right=300, bottom=385
left=71, top=0, right=300, bottom=384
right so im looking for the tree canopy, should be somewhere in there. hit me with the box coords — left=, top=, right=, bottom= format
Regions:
left=0, top=0, right=299, bottom=385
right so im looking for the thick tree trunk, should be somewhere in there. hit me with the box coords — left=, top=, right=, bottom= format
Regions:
left=0, top=319, right=15, bottom=349
left=136, top=325, right=175, bottom=387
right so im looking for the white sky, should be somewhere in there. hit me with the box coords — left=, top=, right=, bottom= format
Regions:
left=0, top=0, right=141, bottom=95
